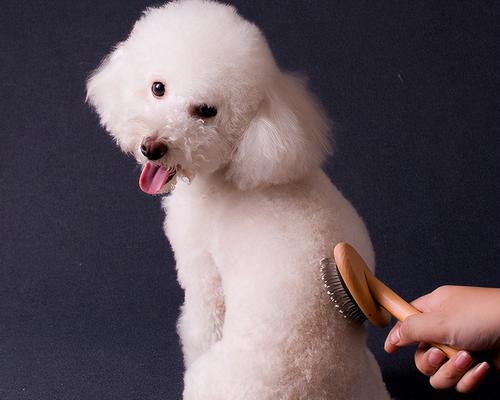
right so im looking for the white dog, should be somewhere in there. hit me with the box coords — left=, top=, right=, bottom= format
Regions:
left=87, top=1, right=390, bottom=398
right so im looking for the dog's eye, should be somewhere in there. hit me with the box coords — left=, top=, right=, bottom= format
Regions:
left=191, top=104, right=217, bottom=119
left=151, top=82, right=166, bottom=98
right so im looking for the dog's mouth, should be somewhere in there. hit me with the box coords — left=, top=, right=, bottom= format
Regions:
left=139, top=161, right=178, bottom=195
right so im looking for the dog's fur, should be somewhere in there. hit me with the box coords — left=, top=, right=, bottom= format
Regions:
left=87, top=1, right=390, bottom=398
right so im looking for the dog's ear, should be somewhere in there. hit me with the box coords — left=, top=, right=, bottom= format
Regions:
left=226, top=73, right=332, bottom=190
left=86, top=43, right=127, bottom=133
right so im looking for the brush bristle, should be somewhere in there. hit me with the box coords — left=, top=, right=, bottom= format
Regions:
left=320, top=257, right=367, bottom=324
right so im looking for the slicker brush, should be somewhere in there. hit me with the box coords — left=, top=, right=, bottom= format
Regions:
left=320, top=242, right=459, bottom=359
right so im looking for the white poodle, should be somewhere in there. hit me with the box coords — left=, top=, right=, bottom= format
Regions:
left=87, top=1, right=390, bottom=398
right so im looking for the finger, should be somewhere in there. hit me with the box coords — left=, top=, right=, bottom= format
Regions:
left=429, top=351, right=474, bottom=390
left=384, top=321, right=402, bottom=353
left=415, top=346, right=447, bottom=376
left=395, top=313, right=450, bottom=347
left=456, top=362, right=490, bottom=393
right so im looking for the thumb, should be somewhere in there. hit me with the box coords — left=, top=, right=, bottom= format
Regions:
left=390, top=313, right=449, bottom=347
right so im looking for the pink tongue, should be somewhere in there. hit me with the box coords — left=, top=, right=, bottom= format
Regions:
left=139, top=161, right=171, bottom=195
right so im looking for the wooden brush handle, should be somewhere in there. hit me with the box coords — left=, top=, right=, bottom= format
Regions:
left=366, top=274, right=459, bottom=359
left=333, top=242, right=460, bottom=359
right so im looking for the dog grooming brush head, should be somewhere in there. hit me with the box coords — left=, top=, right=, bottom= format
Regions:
left=320, top=242, right=391, bottom=327
left=320, top=257, right=367, bottom=324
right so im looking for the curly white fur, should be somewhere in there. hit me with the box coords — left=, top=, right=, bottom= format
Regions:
left=87, top=1, right=390, bottom=398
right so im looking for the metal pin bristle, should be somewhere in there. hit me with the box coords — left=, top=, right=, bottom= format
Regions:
left=320, top=257, right=367, bottom=325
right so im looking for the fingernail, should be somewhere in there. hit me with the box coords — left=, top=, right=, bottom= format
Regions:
left=471, top=361, right=490, bottom=377
left=389, top=327, right=400, bottom=344
left=454, top=351, right=473, bottom=370
left=428, top=348, right=446, bottom=367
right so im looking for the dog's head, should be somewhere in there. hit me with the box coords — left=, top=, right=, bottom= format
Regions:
left=87, top=0, right=331, bottom=193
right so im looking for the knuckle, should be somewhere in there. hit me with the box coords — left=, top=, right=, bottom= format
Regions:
left=430, top=374, right=453, bottom=390
left=399, top=316, right=415, bottom=339
left=440, top=367, right=459, bottom=381
left=429, top=360, right=465, bottom=390
left=415, top=351, right=435, bottom=376
left=456, top=381, right=473, bottom=394
left=417, top=362, right=436, bottom=376
left=434, top=317, right=453, bottom=344
left=447, top=330, right=460, bottom=348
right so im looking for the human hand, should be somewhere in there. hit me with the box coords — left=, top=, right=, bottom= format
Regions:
left=384, top=285, right=500, bottom=393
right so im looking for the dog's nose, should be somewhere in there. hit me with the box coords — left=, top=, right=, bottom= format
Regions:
left=140, top=137, right=168, bottom=160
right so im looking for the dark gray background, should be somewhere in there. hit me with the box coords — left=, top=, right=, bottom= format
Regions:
left=0, top=1, right=498, bottom=399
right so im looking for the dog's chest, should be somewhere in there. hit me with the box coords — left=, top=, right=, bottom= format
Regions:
left=162, top=182, right=227, bottom=254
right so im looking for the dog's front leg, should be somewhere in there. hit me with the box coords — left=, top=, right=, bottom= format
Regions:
left=183, top=340, right=278, bottom=400
left=176, top=254, right=225, bottom=368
